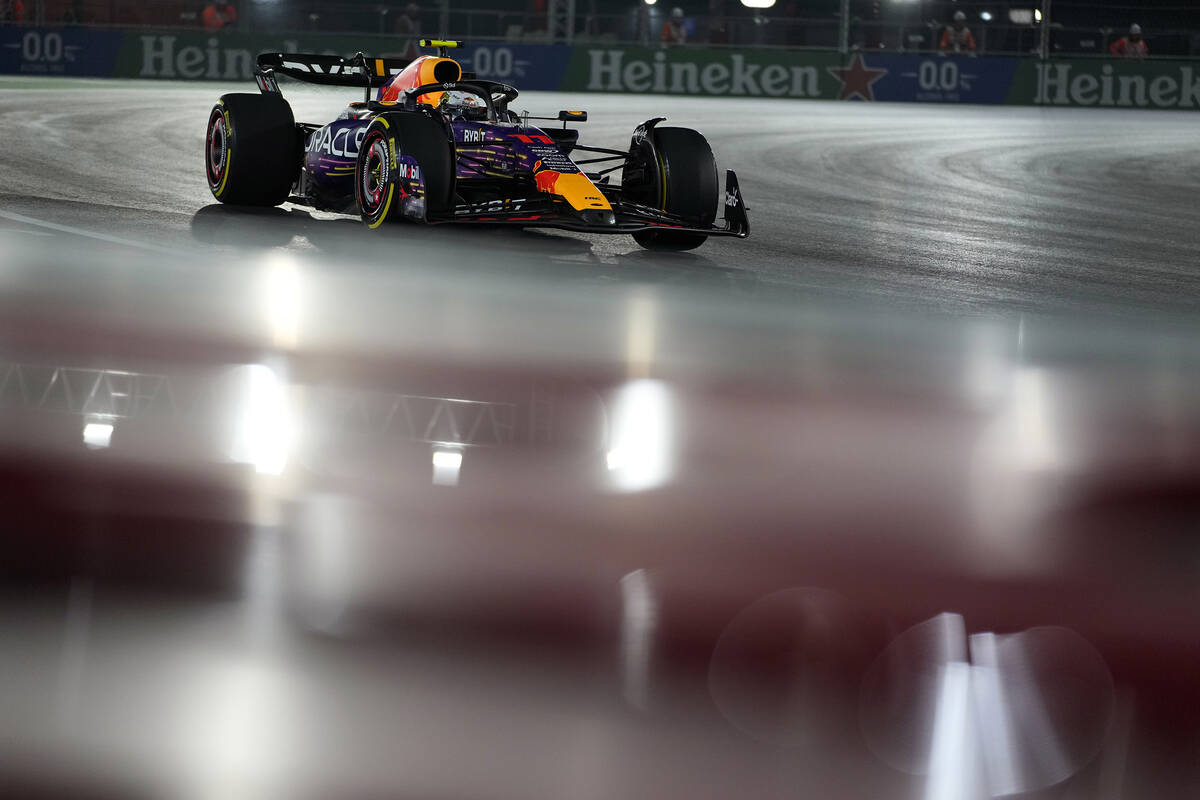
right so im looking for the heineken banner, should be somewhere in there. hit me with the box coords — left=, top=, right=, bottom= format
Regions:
left=562, top=45, right=1200, bottom=109
left=1027, top=60, right=1200, bottom=109
left=565, top=46, right=1024, bottom=104
left=3, top=28, right=1199, bottom=110
left=0, top=28, right=569, bottom=90
left=117, top=31, right=570, bottom=90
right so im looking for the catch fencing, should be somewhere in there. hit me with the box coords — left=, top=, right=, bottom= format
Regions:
left=9, top=2, right=1200, bottom=59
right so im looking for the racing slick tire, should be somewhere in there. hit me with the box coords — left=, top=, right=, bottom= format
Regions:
left=205, top=93, right=299, bottom=207
left=355, top=113, right=454, bottom=228
left=628, top=127, right=719, bottom=252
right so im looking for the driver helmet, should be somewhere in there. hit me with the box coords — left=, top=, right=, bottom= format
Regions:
left=439, top=90, right=486, bottom=120
left=1129, top=23, right=1142, bottom=36
left=671, top=7, right=684, bottom=19
left=953, top=11, right=966, bottom=23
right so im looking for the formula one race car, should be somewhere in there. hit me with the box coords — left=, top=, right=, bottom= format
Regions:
left=204, top=40, right=748, bottom=250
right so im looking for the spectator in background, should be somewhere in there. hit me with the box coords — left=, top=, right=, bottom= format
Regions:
left=633, top=1, right=650, bottom=44
left=1110, top=24, right=1149, bottom=59
left=394, top=2, right=420, bottom=36
left=580, top=0, right=600, bottom=39
left=393, top=2, right=421, bottom=59
left=782, top=1, right=802, bottom=47
left=526, top=0, right=546, bottom=33
left=61, top=0, right=86, bottom=24
left=1, top=0, right=26, bottom=23
left=661, top=7, right=687, bottom=46
left=939, top=11, right=977, bottom=54
left=706, top=0, right=729, bottom=45
left=202, top=1, right=238, bottom=32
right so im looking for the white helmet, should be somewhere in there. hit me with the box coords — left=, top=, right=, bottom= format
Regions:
left=1129, top=23, right=1142, bottom=35
left=439, top=90, right=485, bottom=120
left=953, top=11, right=966, bottom=22
left=672, top=7, right=684, bottom=19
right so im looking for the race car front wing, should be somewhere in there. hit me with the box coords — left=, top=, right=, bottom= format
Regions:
left=430, top=170, right=750, bottom=239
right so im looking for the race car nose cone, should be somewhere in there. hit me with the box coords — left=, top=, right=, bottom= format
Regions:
left=580, top=210, right=616, bottom=228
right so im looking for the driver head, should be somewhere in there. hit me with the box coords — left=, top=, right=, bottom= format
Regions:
left=440, top=90, right=487, bottom=121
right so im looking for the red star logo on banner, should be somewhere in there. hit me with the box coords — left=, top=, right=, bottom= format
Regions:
left=827, top=54, right=888, bottom=101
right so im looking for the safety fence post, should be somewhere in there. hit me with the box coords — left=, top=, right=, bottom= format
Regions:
left=839, top=0, right=850, bottom=55
left=1039, top=0, right=1052, bottom=61
left=548, top=0, right=577, bottom=45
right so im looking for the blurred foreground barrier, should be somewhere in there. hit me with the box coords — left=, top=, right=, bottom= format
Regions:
left=3, top=27, right=1198, bottom=109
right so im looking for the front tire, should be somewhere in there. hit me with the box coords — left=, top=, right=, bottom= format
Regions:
left=355, top=113, right=454, bottom=228
left=205, top=93, right=299, bottom=207
left=627, top=126, right=719, bottom=252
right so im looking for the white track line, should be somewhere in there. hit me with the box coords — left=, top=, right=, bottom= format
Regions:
left=0, top=227, right=54, bottom=236
left=0, top=208, right=180, bottom=255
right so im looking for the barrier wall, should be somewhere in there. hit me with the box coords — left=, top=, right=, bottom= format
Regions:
left=4, top=27, right=1199, bottom=109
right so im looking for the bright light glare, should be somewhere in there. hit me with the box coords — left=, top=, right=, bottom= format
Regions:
left=229, top=363, right=292, bottom=476
left=980, top=11, right=993, bottom=22
left=1011, top=368, right=1062, bottom=471
left=643, top=0, right=657, bottom=5
left=1034, top=8, right=1042, bottom=22
left=295, top=493, right=356, bottom=633
left=625, top=292, right=658, bottom=379
left=174, top=655, right=288, bottom=797
left=740, top=0, right=777, bottom=8
left=82, top=421, right=113, bottom=449
left=969, top=634, right=1021, bottom=797
left=264, top=254, right=301, bottom=350
left=606, top=379, right=673, bottom=492
left=925, top=662, right=982, bottom=800
left=962, top=321, right=1014, bottom=409
left=432, top=447, right=463, bottom=486
left=619, top=569, right=658, bottom=710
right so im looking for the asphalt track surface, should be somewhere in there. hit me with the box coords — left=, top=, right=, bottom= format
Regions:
left=2, top=76, right=1200, bottom=320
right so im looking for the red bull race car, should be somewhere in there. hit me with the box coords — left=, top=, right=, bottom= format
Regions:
left=204, top=40, right=748, bottom=251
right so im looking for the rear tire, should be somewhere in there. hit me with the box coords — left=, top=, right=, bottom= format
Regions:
left=205, top=93, right=299, bottom=207
left=356, top=113, right=454, bottom=228
left=628, top=127, right=718, bottom=252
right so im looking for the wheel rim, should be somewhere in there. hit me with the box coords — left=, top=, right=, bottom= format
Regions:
left=359, top=133, right=390, bottom=216
left=206, top=110, right=227, bottom=189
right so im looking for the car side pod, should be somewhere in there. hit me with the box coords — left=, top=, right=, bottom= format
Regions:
left=723, top=170, right=750, bottom=238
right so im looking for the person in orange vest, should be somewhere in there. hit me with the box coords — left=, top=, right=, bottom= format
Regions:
left=661, top=7, right=687, bottom=46
left=939, top=11, right=977, bottom=54
left=1110, top=24, right=1149, bottom=59
left=202, top=1, right=238, bottom=32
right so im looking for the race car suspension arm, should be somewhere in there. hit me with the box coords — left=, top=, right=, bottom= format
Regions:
left=570, top=146, right=636, bottom=178
left=589, top=163, right=632, bottom=179
left=570, top=145, right=630, bottom=163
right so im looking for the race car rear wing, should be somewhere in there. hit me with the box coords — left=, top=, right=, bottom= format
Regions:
left=255, top=52, right=414, bottom=99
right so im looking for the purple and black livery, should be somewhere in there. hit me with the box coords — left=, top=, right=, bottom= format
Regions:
left=205, top=42, right=748, bottom=251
